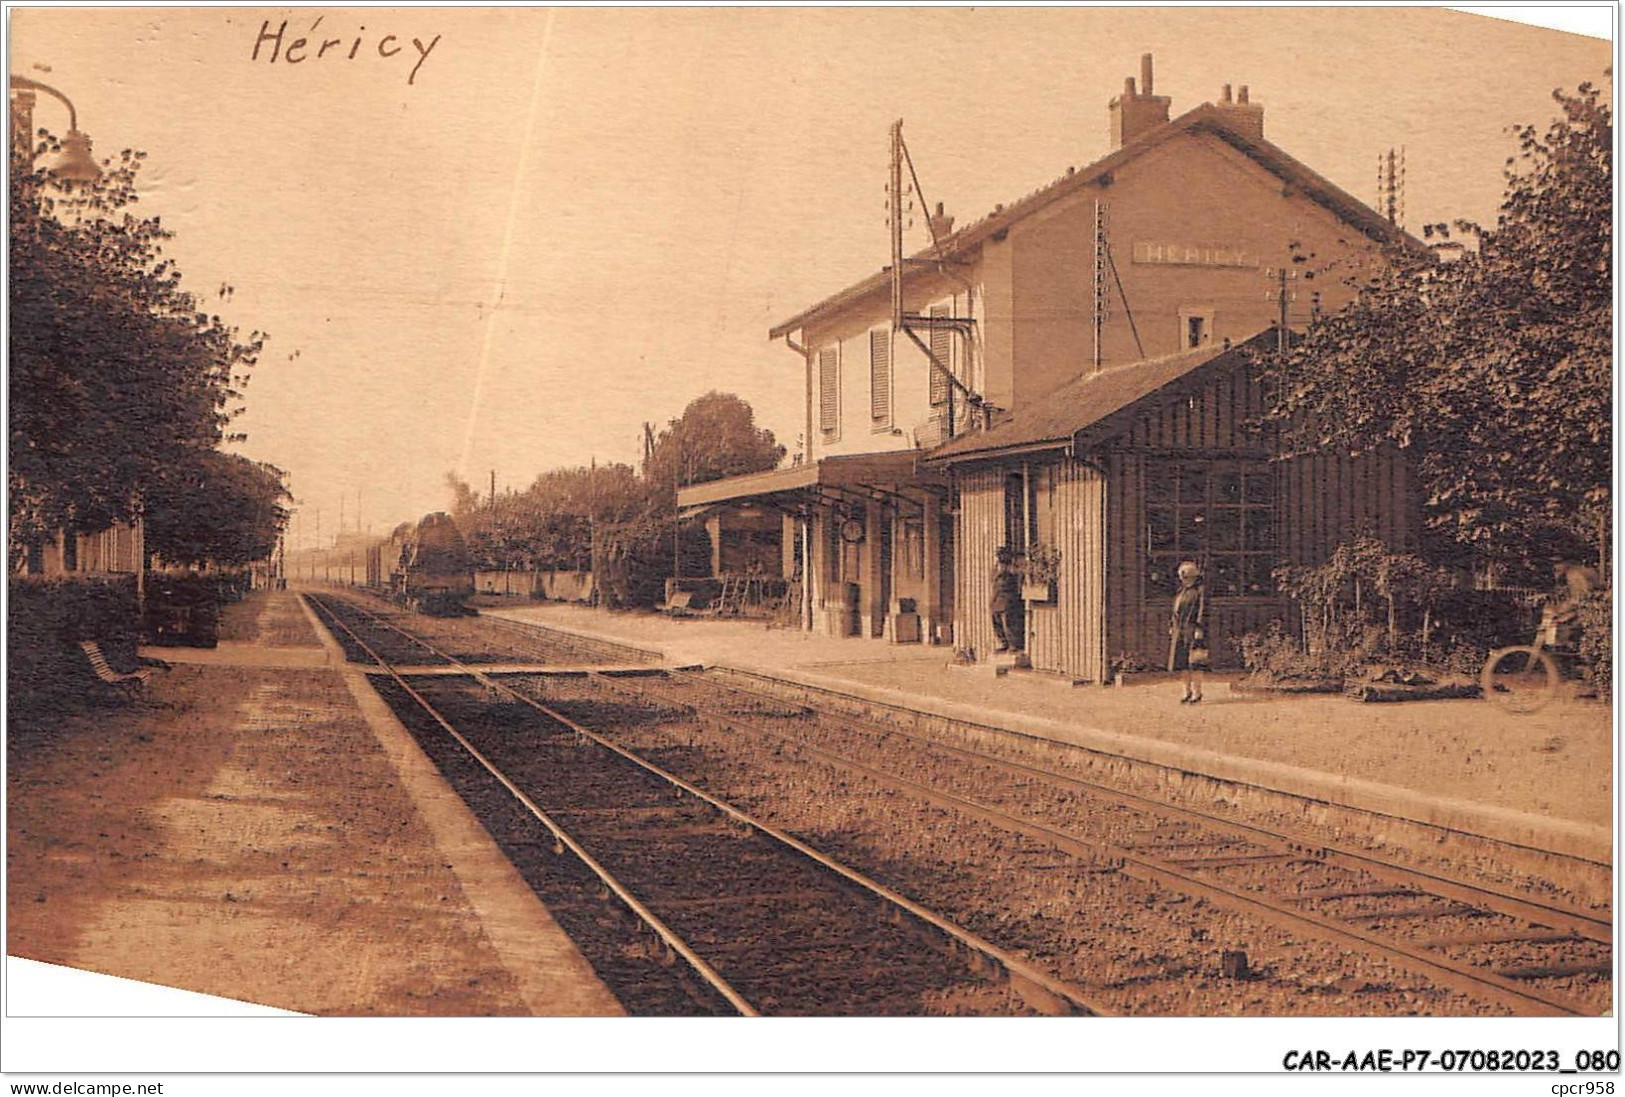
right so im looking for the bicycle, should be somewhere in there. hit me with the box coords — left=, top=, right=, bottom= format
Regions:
left=1480, top=614, right=1579, bottom=714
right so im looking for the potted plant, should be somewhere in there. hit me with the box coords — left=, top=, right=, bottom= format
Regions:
left=1109, top=651, right=1150, bottom=687
left=1022, top=543, right=1061, bottom=604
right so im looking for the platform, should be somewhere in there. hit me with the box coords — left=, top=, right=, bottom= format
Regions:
left=10, top=589, right=622, bottom=1017
left=484, top=602, right=1614, bottom=874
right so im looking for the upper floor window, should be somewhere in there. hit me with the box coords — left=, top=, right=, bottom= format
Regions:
left=1179, top=306, right=1215, bottom=350
left=869, top=329, right=892, bottom=429
left=819, top=347, right=839, bottom=435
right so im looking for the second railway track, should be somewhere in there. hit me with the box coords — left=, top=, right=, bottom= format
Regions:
left=306, top=592, right=1107, bottom=1016
left=308, top=592, right=1613, bottom=1016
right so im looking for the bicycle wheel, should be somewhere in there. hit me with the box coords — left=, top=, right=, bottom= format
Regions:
left=1481, top=647, right=1560, bottom=714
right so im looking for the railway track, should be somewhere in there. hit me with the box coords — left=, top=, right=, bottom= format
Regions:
left=464, top=609, right=1613, bottom=1017
left=310, top=594, right=1613, bottom=1015
left=577, top=667, right=1611, bottom=1015
left=305, top=592, right=1110, bottom=1017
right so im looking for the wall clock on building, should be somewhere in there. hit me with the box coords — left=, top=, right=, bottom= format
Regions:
left=840, top=519, right=866, bottom=544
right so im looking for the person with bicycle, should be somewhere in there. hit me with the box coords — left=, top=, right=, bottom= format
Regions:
left=1541, top=558, right=1601, bottom=649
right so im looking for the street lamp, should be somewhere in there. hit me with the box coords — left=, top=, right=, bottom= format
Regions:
left=9, top=75, right=101, bottom=182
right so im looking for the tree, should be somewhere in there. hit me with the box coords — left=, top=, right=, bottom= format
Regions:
left=643, top=391, right=785, bottom=491
left=439, top=392, right=776, bottom=604
left=1262, top=83, right=1611, bottom=575
left=9, top=130, right=264, bottom=551
left=143, top=452, right=290, bottom=568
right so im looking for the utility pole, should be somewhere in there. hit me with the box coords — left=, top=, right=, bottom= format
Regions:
left=1267, top=266, right=1297, bottom=352
left=672, top=441, right=682, bottom=581
left=489, top=469, right=496, bottom=507
left=1092, top=201, right=1109, bottom=371
left=888, top=119, right=906, bottom=329
left=1377, top=146, right=1406, bottom=228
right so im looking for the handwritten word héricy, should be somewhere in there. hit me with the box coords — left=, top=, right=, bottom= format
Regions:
left=252, top=18, right=441, bottom=86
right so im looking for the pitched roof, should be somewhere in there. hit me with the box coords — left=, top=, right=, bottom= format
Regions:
left=769, top=103, right=1425, bottom=340
left=924, top=329, right=1278, bottom=465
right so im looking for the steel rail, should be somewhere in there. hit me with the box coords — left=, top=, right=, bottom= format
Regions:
left=304, top=595, right=760, bottom=1017
left=314, top=593, right=1112, bottom=1018
left=582, top=669, right=1601, bottom=1017
left=695, top=666, right=1613, bottom=936
left=479, top=613, right=662, bottom=665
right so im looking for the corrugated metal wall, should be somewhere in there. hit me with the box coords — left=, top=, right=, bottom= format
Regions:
left=955, top=461, right=1107, bottom=679
left=954, top=468, right=1004, bottom=659
left=1102, top=359, right=1414, bottom=669
left=1280, top=449, right=1417, bottom=566
left=1026, top=459, right=1107, bottom=682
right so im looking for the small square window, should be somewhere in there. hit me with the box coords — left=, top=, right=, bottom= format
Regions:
left=1179, top=307, right=1216, bottom=350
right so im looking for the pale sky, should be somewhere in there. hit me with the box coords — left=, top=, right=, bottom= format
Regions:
left=7, top=6, right=1612, bottom=548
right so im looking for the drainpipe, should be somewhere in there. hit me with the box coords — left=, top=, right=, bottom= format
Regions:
left=785, top=331, right=813, bottom=469
left=784, top=330, right=815, bottom=631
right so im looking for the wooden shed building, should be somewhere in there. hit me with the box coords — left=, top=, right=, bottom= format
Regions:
left=927, top=330, right=1418, bottom=679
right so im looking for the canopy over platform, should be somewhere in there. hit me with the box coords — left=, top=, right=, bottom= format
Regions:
left=676, top=452, right=947, bottom=519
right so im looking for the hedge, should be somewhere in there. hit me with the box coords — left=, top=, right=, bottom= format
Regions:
left=9, top=574, right=142, bottom=724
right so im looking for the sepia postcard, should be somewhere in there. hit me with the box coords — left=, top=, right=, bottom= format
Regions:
left=4, top=4, right=1616, bottom=1089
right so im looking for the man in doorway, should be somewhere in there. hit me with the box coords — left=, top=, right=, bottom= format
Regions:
left=990, top=546, right=1024, bottom=654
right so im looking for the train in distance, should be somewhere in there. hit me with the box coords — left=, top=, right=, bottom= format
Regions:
left=365, top=511, right=476, bottom=616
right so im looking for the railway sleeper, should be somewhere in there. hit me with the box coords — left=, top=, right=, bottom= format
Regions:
left=1340, top=903, right=1485, bottom=924
left=1291, top=886, right=1428, bottom=903
left=1162, top=852, right=1311, bottom=869
left=1493, top=962, right=1613, bottom=981
left=1419, top=929, right=1586, bottom=950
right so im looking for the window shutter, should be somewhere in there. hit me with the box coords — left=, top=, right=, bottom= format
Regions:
left=819, top=348, right=839, bottom=433
left=869, top=329, right=891, bottom=425
left=928, top=305, right=951, bottom=406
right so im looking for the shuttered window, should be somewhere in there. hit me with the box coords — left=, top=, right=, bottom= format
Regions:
left=869, top=329, right=891, bottom=427
left=928, top=305, right=952, bottom=406
left=819, top=347, right=839, bottom=435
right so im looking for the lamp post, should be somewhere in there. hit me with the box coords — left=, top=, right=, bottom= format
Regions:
left=9, top=75, right=101, bottom=182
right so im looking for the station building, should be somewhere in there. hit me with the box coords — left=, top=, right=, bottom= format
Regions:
left=681, top=56, right=1422, bottom=673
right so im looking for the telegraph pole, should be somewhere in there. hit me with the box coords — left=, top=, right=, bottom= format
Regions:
left=889, top=119, right=905, bottom=329
left=1268, top=266, right=1297, bottom=352
left=1092, top=201, right=1109, bottom=370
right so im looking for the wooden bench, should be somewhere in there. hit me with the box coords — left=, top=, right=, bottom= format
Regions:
left=78, top=640, right=158, bottom=698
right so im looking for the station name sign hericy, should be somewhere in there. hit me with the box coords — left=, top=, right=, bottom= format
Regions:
left=1132, top=242, right=1260, bottom=269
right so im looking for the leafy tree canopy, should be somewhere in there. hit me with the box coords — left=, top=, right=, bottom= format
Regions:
left=643, top=391, right=785, bottom=490
left=144, top=452, right=291, bottom=568
left=1263, top=82, right=1611, bottom=573
left=9, top=130, right=264, bottom=546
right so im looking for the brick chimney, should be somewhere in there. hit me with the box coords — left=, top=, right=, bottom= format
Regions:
left=1213, top=82, right=1265, bottom=141
left=1109, top=53, right=1171, bottom=147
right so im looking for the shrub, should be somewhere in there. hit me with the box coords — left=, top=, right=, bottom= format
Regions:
left=1428, top=588, right=1538, bottom=654
left=1575, top=587, right=1612, bottom=700
left=1238, top=618, right=1373, bottom=683
left=8, top=574, right=142, bottom=727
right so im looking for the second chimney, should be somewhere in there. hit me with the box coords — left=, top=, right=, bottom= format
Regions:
left=1109, top=53, right=1171, bottom=147
left=1213, top=81, right=1265, bottom=141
